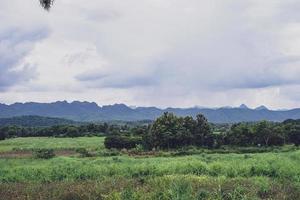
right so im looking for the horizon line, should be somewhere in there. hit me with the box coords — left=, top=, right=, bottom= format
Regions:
left=1, top=100, right=299, bottom=111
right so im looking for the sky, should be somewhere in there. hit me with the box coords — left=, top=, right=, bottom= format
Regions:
left=0, top=0, right=300, bottom=109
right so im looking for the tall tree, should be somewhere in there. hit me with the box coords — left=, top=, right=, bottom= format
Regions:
left=254, top=121, right=273, bottom=146
left=0, top=129, right=5, bottom=140
left=227, top=123, right=254, bottom=146
left=194, top=114, right=211, bottom=146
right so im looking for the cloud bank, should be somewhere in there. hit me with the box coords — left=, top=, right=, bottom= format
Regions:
left=0, top=0, right=300, bottom=109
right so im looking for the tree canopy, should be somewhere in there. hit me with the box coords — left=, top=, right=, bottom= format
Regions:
left=40, top=0, right=54, bottom=10
left=145, top=112, right=212, bottom=149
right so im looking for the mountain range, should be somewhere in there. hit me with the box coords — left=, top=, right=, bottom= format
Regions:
left=0, top=101, right=299, bottom=123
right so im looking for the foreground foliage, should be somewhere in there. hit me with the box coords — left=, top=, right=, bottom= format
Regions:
left=0, top=137, right=300, bottom=199
left=33, top=149, right=55, bottom=159
left=1, top=150, right=300, bottom=182
left=0, top=176, right=299, bottom=200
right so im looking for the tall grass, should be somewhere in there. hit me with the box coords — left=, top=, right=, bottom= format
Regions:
left=0, top=137, right=299, bottom=199
left=0, top=176, right=299, bottom=200
left=0, top=150, right=299, bottom=182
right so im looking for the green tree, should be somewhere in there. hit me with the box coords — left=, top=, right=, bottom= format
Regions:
left=0, top=129, right=5, bottom=140
left=147, top=112, right=211, bottom=149
left=254, top=121, right=274, bottom=146
left=227, top=123, right=254, bottom=146
left=183, top=116, right=197, bottom=134
left=194, top=114, right=211, bottom=146
left=288, top=125, right=300, bottom=146
left=148, top=112, right=178, bottom=149
left=66, top=126, right=79, bottom=137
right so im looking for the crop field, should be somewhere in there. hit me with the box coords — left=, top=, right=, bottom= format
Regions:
left=0, top=137, right=300, bottom=200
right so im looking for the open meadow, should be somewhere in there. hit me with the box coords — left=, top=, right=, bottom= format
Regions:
left=0, top=137, right=300, bottom=200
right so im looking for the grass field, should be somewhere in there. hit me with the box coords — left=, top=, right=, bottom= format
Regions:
left=0, top=137, right=300, bottom=199
left=0, top=137, right=105, bottom=152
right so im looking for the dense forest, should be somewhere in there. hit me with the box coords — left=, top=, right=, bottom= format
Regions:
left=0, top=116, right=80, bottom=127
left=0, top=113, right=299, bottom=149
left=105, top=113, right=300, bottom=150
left=0, top=123, right=109, bottom=139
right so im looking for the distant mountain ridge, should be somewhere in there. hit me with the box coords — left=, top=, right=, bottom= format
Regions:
left=0, top=101, right=299, bottom=123
left=255, top=105, right=269, bottom=111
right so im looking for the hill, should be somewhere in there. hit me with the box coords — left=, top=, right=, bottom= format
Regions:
left=0, top=115, right=79, bottom=127
left=0, top=101, right=300, bottom=123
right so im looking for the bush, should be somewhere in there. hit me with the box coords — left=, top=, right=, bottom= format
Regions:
left=268, top=135, right=285, bottom=146
left=75, top=148, right=92, bottom=157
left=129, top=144, right=145, bottom=155
left=289, top=128, right=300, bottom=146
left=104, top=136, right=143, bottom=149
left=98, top=149, right=120, bottom=157
left=0, top=131, right=5, bottom=140
left=33, top=149, right=55, bottom=159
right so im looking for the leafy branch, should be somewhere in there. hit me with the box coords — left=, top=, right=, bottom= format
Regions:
left=40, top=0, right=54, bottom=11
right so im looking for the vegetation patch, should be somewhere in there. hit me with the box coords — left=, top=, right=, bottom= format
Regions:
left=33, top=149, right=55, bottom=159
left=0, top=113, right=299, bottom=199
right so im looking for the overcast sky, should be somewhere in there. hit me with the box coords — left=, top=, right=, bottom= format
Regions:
left=0, top=0, right=300, bottom=109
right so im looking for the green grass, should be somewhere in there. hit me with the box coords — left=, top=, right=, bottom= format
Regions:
left=1, top=176, right=298, bottom=200
left=0, top=137, right=300, bottom=199
left=0, top=150, right=300, bottom=182
left=0, top=137, right=105, bottom=152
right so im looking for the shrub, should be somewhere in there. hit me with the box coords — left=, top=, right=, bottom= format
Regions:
left=104, top=136, right=143, bottom=149
left=289, top=128, right=300, bottom=146
left=98, top=149, right=120, bottom=157
left=112, top=157, right=122, bottom=162
left=0, top=130, right=5, bottom=140
left=268, top=135, right=285, bottom=146
left=129, top=144, right=145, bottom=155
left=33, top=149, right=55, bottom=159
left=75, top=148, right=92, bottom=157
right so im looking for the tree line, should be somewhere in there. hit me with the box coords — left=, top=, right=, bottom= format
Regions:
left=105, top=113, right=300, bottom=150
left=0, top=121, right=149, bottom=140
left=0, top=123, right=111, bottom=139
left=1, top=113, right=299, bottom=150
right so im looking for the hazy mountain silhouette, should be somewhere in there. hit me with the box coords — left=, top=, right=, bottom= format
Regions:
left=0, top=101, right=299, bottom=123
left=255, top=105, right=269, bottom=111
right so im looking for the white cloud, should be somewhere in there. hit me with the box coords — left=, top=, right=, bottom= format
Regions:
left=0, top=0, right=300, bottom=109
left=0, top=0, right=49, bottom=90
